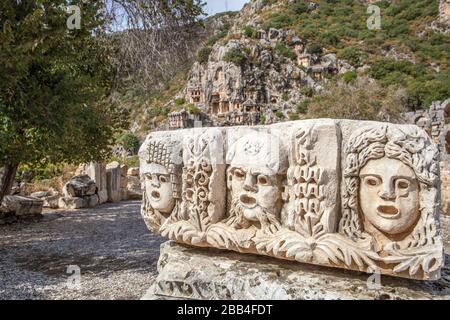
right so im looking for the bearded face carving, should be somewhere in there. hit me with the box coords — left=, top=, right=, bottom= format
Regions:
left=229, top=166, right=282, bottom=222
left=359, top=157, right=420, bottom=236
left=226, top=132, right=287, bottom=227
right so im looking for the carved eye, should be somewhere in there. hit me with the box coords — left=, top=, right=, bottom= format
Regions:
left=365, top=177, right=379, bottom=187
left=234, top=169, right=245, bottom=179
left=145, top=173, right=152, bottom=181
left=159, top=175, right=168, bottom=183
left=397, top=179, right=410, bottom=190
left=257, top=175, right=269, bottom=185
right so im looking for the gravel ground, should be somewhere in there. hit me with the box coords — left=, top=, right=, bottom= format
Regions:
left=0, top=201, right=164, bottom=300
left=1, top=201, right=449, bottom=300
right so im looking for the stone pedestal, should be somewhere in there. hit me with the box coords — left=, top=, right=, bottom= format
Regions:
left=106, top=162, right=121, bottom=203
left=144, top=241, right=450, bottom=300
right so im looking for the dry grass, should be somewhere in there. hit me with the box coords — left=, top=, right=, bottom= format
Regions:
left=21, top=164, right=78, bottom=195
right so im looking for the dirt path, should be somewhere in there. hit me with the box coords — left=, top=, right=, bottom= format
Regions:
left=1, top=201, right=449, bottom=300
left=0, top=201, right=164, bottom=300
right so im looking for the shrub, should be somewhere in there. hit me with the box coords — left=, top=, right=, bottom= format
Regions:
left=224, top=48, right=248, bottom=66
left=259, top=114, right=266, bottom=124
left=148, top=106, right=169, bottom=118
left=320, top=31, right=340, bottom=46
left=406, top=74, right=450, bottom=110
left=197, top=47, right=212, bottom=64
left=338, top=47, right=361, bottom=67
left=275, top=111, right=285, bottom=119
left=263, top=13, right=294, bottom=30
left=342, top=71, right=357, bottom=84
left=243, top=26, right=258, bottom=39
left=187, top=104, right=201, bottom=114
left=306, top=43, right=323, bottom=55
left=368, top=59, right=425, bottom=86
left=297, top=100, right=310, bottom=114
left=118, top=133, right=141, bottom=154
left=275, top=43, right=297, bottom=60
left=289, top=113, right=299, bottom=120
left=175, top=98, right=185, bottom=106
left=282, top=93, right=289, bottom=101
left=300, top=86, right=314, bottom=97
left=207, top=27, right=229, bottom=46
left=289, top=2, right=310, bottom=15
left=306, top=77, right=407, bottom=122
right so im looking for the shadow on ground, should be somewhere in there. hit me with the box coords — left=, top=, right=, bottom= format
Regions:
left=0, top=201, right=165, bottom=300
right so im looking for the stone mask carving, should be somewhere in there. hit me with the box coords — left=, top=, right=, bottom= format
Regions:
left=359, top=157, right=420, bottom=237
left=139, top=136, right=182, bottom=232
left=226, top=132, right=288, bottom=227
left=144, top=163, right=175, bottom=214
left=340, top=125, right=443, bottom=277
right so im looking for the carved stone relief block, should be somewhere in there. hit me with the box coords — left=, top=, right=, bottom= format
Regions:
left=139, top=120, right=444, bottom=280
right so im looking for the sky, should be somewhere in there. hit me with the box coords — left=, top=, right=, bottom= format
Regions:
left=204, top=0, right=249, bottom=16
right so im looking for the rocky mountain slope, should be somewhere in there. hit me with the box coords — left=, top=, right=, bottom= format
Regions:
left=133, top=0, right=449, bottom=133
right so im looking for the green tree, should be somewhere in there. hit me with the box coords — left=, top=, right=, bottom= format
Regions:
left=118, top=133, right=141, bottom=155
left=0, top=1, right=122, bottom=202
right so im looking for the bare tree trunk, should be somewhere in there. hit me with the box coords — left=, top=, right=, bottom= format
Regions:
left=0, top=164, right=18, bottom=204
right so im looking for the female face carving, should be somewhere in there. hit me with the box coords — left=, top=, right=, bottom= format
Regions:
left=359, top=157, right=420, bottom=235
left=144, top=163, right=175, bottom=214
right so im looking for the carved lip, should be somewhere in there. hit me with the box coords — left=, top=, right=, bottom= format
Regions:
left=377, top=205, right=399, bottom=219
left=239, top=194, right=257, bottom=208
left=151, top=190, right=161, bottom=201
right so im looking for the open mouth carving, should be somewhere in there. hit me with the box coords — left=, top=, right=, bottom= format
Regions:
left=151, top=190, right=161, bottom=201
left=377, top=205, right=399, bottom=219
left=240, top=194, right=257, bottom=208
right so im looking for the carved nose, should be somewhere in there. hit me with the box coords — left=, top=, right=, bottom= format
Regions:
left=243, top=174, right=258, bottom=192
left=151, top=176, right=160, bottom=188
left=243, top=184, right=258, bottom=192
left=378, top=190, right=396, bottom=201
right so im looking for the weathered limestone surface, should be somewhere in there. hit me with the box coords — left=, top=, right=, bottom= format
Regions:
left=60, top=175, right=99, bottom=209
left=144, top=240, right=449, bottom=300
left=31, top=190, right=60, bottom=209
left=1, top=195, right=43, bottom=217
left=403, top=100, right=449, bottom=215
left=106, top=162, right=121, bottom=203
left=140, top=119, right=444, bottom=281
left=63, top=175, right=97, bottom=198
left=77, top=162, right=108, bottom=204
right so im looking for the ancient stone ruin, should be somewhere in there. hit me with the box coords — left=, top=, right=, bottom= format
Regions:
left=404, top=99, right=450, bottom=214
left=140, top=119, right=444, bottom=283
left=166, top=26, right=351, bottom=130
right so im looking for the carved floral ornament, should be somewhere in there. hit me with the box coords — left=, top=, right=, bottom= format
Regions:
left=139, top=121, right=444, bottom=280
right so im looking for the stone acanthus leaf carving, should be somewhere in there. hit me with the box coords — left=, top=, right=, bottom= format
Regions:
left=139, top=120, right=445, bottom=280
left=160, top=129, right=226, bottom=246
